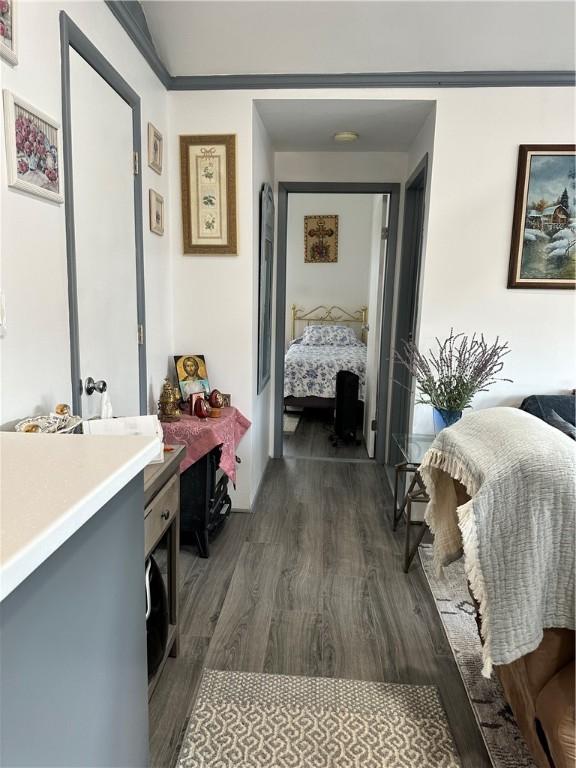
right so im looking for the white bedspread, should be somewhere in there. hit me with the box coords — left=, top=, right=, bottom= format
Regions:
left=284, top=341, right=367, bottom=400
left=419, top=407, right=575, bottom=676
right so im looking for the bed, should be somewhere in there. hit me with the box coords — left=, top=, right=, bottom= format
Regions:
left=283, top=304, right=368, bottom=410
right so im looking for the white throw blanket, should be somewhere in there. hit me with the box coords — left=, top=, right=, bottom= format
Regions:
left=420, top=407, right=575, bottom=677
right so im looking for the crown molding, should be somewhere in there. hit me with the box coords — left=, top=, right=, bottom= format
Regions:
left=168, top=70, right=576, bottom=90
left=105, top=1, right=171, bottom=88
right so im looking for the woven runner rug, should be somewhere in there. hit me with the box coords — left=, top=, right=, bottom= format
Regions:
left=419, top=545, right=537, bottom=768
left=176, top=668, right=460, bottom=767
left=283, top=413, right=301, bottom=434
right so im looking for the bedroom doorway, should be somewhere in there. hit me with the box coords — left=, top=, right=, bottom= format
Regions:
left=273, top=182, right=401, bottom=462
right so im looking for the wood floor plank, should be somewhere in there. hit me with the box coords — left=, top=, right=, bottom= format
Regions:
left=274, top=499, right=323, bottom=612
left=264, top=610, right=323, bottom=677
left=148, top=636, right=209, bottom=768
left=178, top=513, right=251, bottom=639
left=322, top=573, right=385, bottom=681
left=283, top=409, right=368, bottom=460
left=203, top=542, right=283, bottom=673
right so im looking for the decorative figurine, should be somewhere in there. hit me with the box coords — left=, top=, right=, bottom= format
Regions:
left=158, top=378, right=181, bottom=422
left=193, top=396, right=210, bottom=419
left=208, top=389, right=224, bottom=417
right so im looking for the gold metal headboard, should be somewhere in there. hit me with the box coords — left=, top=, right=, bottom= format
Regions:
left=291, top=304, right=368, bottom=344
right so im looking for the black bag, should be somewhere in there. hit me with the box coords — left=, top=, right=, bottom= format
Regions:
left=145, top=554, right=168, bottom=679
left=334, top=370, right=359, bottom=444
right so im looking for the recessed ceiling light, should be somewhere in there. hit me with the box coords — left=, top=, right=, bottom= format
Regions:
left=333, top=131, right=359, bottom=143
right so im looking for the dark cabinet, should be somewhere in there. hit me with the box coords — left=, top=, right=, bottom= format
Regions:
left=179, top=445, right=231, bottom=557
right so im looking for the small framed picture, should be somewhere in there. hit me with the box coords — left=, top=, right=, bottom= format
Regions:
left=174, top=355, right=210, bottom=400
left=0, top=0, right=17, bottom=66
left=189, top=391, right=205, bottom=413
left=221, top=393, right=231, bottom=407
left=3, top=90, right=63, bottom=203
left=148, top=122, right=163, bottom=174
left=149, top=189, right=164, bottom=235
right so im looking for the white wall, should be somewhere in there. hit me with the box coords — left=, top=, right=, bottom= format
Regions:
left=168, top=91, right=255, bottom=508
left=168, top=89, right=574, bottom=495
left=285, top=192, right=376, bottom=344
left=0, top=0, right=171, bottom=425
left=412, top=87, right=576, bottom=432
left=275, top=151, right=408, bottom=185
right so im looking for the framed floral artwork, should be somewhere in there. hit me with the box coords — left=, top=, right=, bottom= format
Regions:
left=180, top=134, right=237, bottom=254
left=147, top=122, right=162, bottom=174
left=3, top=90, right=63, bottom=203
left=0, top=0, right=17, bottom=65
left=149, top=189, right=164, bottom=235
left=508, top=144, right=575, bottom=289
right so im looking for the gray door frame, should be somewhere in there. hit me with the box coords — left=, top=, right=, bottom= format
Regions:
left=273, top=181, right=401, bottom=462
left=388, top=154, right=428, bottom=462
left=60, top=12, right=147, bottom=416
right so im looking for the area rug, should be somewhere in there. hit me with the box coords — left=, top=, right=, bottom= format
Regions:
left=419, top=545, right=537, bottom=768
left=283, top=412, right=301, bottom=434
left=176, top=668, right=460, bottom=767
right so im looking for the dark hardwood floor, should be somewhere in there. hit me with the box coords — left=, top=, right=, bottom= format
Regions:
left=148, top=457, right=491, bottom=768
left=283, top=408, right=369, bottom=459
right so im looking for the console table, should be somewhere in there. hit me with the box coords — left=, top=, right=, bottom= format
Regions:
left=392, top=433, right=434, bottom=573
left=162, top=408, right=251, bottom=557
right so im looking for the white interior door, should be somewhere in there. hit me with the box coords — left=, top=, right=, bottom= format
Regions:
left=363, top=195, right=389, bottom=456
left=70, top=49, right=140, bottom=419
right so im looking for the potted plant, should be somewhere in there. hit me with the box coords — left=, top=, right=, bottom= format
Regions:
left=395, top=330, right=512, bottom=432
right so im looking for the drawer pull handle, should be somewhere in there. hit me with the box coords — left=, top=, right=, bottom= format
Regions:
left=161, top=510, right=171, bottom=520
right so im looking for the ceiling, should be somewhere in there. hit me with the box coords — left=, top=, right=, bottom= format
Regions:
left=141, top=1, right=575, bottom=78
left=254, top=99, right=434, bottom=152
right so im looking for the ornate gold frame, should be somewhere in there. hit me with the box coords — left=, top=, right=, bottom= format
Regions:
left=290, top=304, right=368, bottom=343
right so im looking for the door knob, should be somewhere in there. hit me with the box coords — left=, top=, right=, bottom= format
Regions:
left=85, top=377, right=107, bottom=395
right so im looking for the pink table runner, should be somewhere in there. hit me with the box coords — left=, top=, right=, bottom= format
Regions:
left=161, top=407, right=251, bottom=484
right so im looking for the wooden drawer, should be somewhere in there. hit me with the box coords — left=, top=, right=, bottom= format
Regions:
left=144, top=473, right=179, bottom=555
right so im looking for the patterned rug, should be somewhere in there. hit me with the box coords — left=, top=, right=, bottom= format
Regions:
left=177, top=669, right=460, bottom=767
left=419, top=545, right=537, bottom=768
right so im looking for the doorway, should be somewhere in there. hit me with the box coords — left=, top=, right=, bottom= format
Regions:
left=61, top=13, right=146, bottom=418
left=273, top=182, right=401, bottom=462
left=387, top=155, right=428, bottom=463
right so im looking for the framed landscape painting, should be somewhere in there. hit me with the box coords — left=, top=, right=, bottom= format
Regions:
left=180, top=134, right=237, bottom=255
left=508, top=144, right=575, bottom=289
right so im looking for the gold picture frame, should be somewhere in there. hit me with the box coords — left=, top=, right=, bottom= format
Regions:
left=180, top=134, right=237, bottom=255
left=304, top=215, right=338, bottom=263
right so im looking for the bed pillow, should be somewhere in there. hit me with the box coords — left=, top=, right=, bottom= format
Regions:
left=300, top=324, right=360, bottom=346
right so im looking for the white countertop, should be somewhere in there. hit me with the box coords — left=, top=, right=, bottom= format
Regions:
left=0, top=433, right=160, bottom=602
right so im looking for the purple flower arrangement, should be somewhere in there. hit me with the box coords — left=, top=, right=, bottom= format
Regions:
left=15, top=113, right=59, bottom=187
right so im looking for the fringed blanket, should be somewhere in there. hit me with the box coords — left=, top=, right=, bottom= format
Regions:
left=420, top=407, right=575, bottom=677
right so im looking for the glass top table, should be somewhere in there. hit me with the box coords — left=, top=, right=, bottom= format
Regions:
left=392, top=433, right=435, bottom=466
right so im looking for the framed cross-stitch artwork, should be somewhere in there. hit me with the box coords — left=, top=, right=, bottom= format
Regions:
left=149, top=189, right=164, bottom=235
left=148, top=122, right=163, bottom=174
left=304, top=215, right=338, bottom=263
left=2, top=90, right=63, bottom=203
left=508, top=144, right=575, bottom=289
left=180, top=134, right=237, bottom=255
left=0, top=0, right=17, bottom=65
